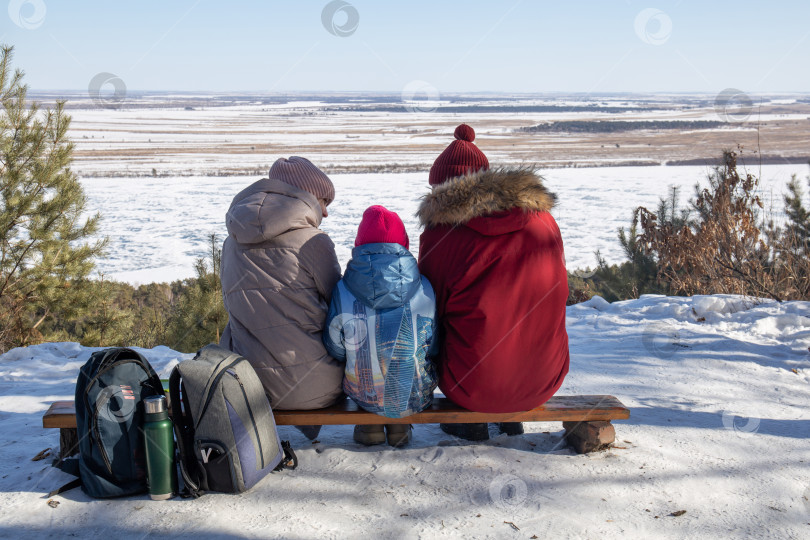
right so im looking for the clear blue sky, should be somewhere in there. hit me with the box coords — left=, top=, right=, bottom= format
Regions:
left=2, top=0, right=808, bottom=93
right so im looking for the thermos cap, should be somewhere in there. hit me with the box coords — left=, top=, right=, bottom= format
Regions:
left=144, top=395, right=167, bottom=415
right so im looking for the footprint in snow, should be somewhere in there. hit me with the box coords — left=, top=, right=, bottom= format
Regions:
left=419, top=447, right=443, bottom=463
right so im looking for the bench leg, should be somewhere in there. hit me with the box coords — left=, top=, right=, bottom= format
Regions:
left=59, top=428, right=79, bottom=458
left=562, top=421, right=615, bottom=454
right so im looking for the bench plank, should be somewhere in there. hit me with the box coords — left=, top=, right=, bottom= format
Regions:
left=274, top=395, right=629, bottom=425
left=43, top=401, right=78, bottom=429
left=44, top=395, right=629, bottom=428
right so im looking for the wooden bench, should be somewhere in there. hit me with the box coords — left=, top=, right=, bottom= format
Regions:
left=43, top=395, right=629, bottom=455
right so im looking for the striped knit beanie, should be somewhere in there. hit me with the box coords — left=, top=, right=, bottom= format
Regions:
left=428, top=124, right=489, bottom=186
left=269, top=156, right=335, bottom=204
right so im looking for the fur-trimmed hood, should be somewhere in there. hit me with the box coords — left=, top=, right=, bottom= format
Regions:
left=416, top=168, right=557, bottom=228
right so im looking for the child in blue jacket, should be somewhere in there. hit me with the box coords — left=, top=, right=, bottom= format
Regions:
left=323, top=205, right=438, bottom=446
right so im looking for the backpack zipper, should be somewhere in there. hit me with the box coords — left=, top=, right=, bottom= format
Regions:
left=195, top=357, right=243, bottom=431
left=197, top=354, right=240, bottom=415
left=84, top=357, right=160, bottom=476
left=91, top=408, right=113, bottom=474
left=226, top=368, right=265, bottom=469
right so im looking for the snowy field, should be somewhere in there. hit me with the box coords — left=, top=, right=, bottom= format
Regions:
left=59, top=93, right=810, bottom=177
left=80, top=163, right=808, bottom=283
left=0, top=295, right=808, bottom=538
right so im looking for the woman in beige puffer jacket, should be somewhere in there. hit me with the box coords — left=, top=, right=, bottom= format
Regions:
left=220, top=157, right=343, bottom=411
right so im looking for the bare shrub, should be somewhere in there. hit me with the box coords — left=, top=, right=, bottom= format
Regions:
left=633, top=150, right=809, bottom=301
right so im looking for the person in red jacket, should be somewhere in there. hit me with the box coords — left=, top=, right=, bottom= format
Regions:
left=416, top=124, right=570, bottom=441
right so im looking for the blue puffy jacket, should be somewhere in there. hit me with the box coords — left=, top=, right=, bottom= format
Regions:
left=323, top=243, right=439, bottom=418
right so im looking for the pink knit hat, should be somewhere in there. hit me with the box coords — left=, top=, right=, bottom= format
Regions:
left=355, top=205, right=409, bottom=249
left=269, top=156, right=335, bottom=204
left=428, top=124, right=489, bottom=185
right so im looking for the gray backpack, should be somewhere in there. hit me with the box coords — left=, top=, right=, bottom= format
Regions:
left=169, top=344, right=296, bottom=497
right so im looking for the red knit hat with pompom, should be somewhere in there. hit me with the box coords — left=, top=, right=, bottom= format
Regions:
left=428, top=124, right=490, bottom=185
left=355, top=205, right=409, bottom=249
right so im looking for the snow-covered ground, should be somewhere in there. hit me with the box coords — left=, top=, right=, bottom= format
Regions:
left=80, top=163, right=807, bottom=283
left=0, top=295, right=808, bottom=538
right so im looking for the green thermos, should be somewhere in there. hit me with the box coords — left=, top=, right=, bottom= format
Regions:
left=143, top=395, right=177, bottom=500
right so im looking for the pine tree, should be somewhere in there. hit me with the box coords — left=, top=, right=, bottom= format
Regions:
left=0, top=46, right=105, bottom=351
left=167, top=234, right=227, bottom=352
left=82, top=273, right=133, bottom=347
left=783, top=172, right=810, bottom=255
left=568, top=198, right=676, bottom=304
left=768, top=170, right=810, bottom=299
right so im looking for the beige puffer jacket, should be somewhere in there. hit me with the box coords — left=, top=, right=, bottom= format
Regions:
left=220, top=178, right=343, bottom=410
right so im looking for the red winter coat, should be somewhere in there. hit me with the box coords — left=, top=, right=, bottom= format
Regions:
left=417, top=168, right=569, bottom=413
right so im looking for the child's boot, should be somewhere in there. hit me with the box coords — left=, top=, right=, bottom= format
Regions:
left=353, top=424, right=386, bottom=445
left=385, top=424, right=412, bottom=447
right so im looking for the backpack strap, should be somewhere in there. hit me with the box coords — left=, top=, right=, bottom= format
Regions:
left=169, top=367, right=206, bottom=498
left=48, top=457, right=82, bottom=497
left=48, top=478, right=82, bottom=497
left=274, top=441, right=298, bottom=471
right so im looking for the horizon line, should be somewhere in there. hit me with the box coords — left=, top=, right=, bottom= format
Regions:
left=25, top=89, right=810, bottom=96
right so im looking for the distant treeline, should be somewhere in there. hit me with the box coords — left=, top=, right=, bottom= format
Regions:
left=324, top=105, right=658, bottom=114
left=519, top=120, right=725, bottom=133
left=667, top=155, right=810, bottom=166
